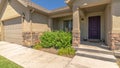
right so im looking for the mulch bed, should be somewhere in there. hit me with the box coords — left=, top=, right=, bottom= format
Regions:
left=35, top=48, right=74, bottom=58
left=40, top=48, right=58, bottom=54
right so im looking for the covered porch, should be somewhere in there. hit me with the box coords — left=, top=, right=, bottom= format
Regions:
left=51, top=4, right=111, bottom=48
left=72, top=3, right=112, bottom=49
left=51, top=0, right=120, bottom=50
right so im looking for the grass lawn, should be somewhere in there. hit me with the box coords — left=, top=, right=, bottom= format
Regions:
left=0, top=55, right=23, bottom=68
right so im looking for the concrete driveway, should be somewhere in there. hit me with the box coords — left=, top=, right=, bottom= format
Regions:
left=0, top=41, right=72, bottom=68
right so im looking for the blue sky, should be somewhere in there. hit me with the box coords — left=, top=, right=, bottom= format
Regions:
left=31, top=0, right=67, bottom=10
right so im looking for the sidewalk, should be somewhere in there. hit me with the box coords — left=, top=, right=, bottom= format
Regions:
left=0, top=41, right=71, bottom=68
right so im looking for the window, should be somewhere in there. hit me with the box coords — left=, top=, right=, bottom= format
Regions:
left=63, top=20, right=72, bottom=32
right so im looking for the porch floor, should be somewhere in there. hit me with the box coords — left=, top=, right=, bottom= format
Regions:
left=66, top=41, right=119, bottom=68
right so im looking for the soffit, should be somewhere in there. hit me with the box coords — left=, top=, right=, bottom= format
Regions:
left=82, top=4, right=107, bottom=13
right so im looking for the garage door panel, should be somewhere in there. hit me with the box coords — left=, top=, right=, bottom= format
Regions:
left=5, top=27, right=22, bottom=30
left=5, top=30, right=22, bottom=32
left=5, top=31, right=22, bottom=34
left=5, top=37, right=22, bottom=40
left=5, top=34, right=22, bottom=37
left=5, top=34, right=22, bottom=36
left=6, top=39, right=22, bottom=44
left=4, top=25, right=22, bottom=29
left=5, top=35, right=22, bottom=38
left=4, top=17, right=22, bottom=44
left=5, top=24, right=22, bottom=26
left=5, top=38, right=23, bottom=41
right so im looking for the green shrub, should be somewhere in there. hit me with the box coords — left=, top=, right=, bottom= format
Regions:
left=33, top=44, right=42, bottom=50
left=40, top=31, right=72, bottom=49
left=58, top=47, right=76, bottom=57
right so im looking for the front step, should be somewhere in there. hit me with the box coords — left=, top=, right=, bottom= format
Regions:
left=66, top=44, right=119, bottom=68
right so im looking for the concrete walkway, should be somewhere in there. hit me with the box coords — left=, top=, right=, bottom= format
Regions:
left=66, top=42, right=119, bottom=68
left=0, top=41, right=71, bottom=68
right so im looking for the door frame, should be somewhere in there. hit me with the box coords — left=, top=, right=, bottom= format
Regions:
left=88, top=15, right=101, bottom=40
left=86, top=12, right=105, bottom=42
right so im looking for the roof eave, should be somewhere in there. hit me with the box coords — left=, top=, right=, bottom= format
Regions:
left=65, top=0, right=75, bottom=7
left=17, top=0, right=50, bottom=14
left=17, top=0, right=28, bottom=7
left=27, top=3, right=50, bottom=13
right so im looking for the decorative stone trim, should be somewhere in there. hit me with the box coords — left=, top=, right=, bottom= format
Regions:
left=23, top=32, right=42, bottom=47
left=111, top=33, right=120, bottom=50
left=72, top=31, right=80, bottom=47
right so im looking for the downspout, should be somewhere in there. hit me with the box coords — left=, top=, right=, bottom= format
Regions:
left=21, top=13, right=25, bottom=45
left=30, top=9, right=34, bottom=47
left=0, top=21, right=4, bottom=41
left=26, top=0, right=35, bottom=47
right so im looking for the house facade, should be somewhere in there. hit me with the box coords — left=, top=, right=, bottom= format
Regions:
left=0, top=0, right=120, bottom=49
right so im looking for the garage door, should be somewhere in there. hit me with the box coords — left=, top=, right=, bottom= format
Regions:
left=3, top=17, right=22, bottom=44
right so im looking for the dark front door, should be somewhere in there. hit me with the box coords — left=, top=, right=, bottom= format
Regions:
left=88, top=16, right=101, bottom=39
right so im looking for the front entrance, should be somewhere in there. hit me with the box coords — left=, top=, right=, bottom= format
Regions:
left=88, top=16, right=101, bottom=40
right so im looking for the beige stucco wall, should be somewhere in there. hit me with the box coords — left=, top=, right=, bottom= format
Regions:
left=111, top=0, right=120, bottom=33
left=32, top=12, right=49, bottom=32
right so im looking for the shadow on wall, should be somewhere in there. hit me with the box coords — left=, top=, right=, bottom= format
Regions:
left=10, top=0, right=30, bottom=22
left=112, top=0, right=120, bottom=16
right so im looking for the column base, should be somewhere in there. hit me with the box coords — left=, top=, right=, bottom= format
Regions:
left=110, top=33, right=120, bottom=50
left=23, top=32, right=42, bottom=47
left=72, top=31, right=80, bottom=47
